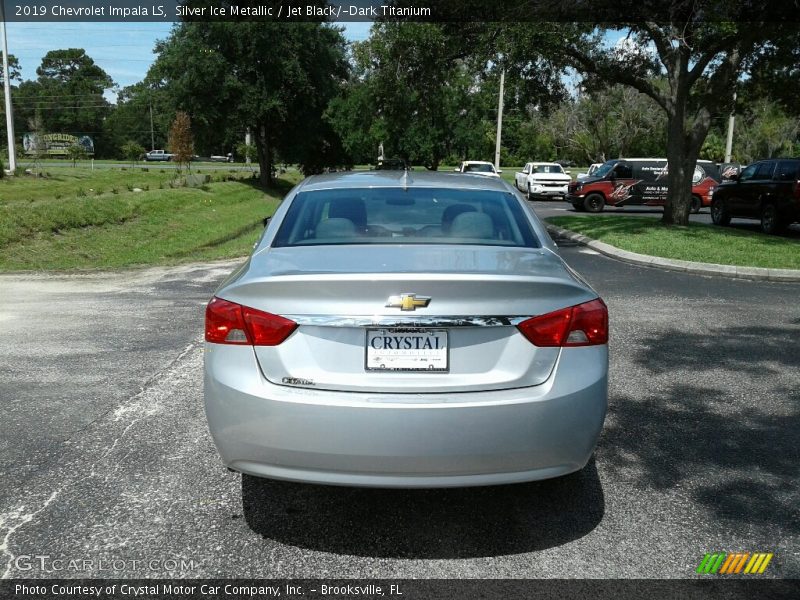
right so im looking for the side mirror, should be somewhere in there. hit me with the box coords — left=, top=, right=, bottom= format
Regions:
left=262, top=216, right=271, bottom=227
left=453, top=167, right=460, bottom=172
left=564, top=170, right=571, bottom=175
left=496, top=169, right=502, bottom=174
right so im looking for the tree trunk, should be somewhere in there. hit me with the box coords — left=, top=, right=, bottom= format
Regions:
left=663, top=115, right=694, bottom=225
left=255, top=123, right=273, bottom=188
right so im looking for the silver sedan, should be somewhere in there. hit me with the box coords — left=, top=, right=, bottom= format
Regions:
left=204, top=170, right=608, bottom=488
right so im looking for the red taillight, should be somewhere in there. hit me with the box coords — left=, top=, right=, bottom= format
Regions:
left=205, top=297, right=297, bottom=346
left=517, top=299, right=608, bottom=347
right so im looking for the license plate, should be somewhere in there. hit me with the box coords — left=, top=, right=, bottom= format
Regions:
left=365, top=329, right=448, bottom=372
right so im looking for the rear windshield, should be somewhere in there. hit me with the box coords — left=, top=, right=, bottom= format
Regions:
left=532, top=165, right=564, bottom=174
left=272, top=187, right=539, bottom=248
left=463, top=163, right=495, bottom=173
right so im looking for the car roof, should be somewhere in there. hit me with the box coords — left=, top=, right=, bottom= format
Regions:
left=531, top=162, right=560, bottom=166
left=299, top=170, right=511, bottom=192
left=462, top=160, right=494, bottom=165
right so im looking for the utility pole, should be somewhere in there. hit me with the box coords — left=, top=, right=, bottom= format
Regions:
left=149, top=101, right=155, bottom=151
left=494, top=68, right=505, bottom=171
left=724, top=91, right=737, bottom=163
left=245, top=129, right=251, bottom=164
left=1, top=5, right=17, bottom=172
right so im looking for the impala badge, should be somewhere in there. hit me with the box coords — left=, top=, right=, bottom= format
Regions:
left=386, top=293, right=431, bottom=311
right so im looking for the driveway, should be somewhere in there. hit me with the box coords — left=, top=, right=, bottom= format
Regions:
left=0, top=248, right=798, bottom=579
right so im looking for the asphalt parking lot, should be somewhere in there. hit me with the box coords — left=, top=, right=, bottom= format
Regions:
left=1, top=240, right=798, bottom=579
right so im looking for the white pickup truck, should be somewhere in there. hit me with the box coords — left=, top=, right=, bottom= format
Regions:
left=144, top=149, right=173, bottom=161
left=514, top=162, right=572, bottom=200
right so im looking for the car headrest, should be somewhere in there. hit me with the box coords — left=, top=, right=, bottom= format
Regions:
left=449, top=212, right=494, bottom=239
left=316, top=218, right=357, bottom=239
left=328, top=198, right=367, bottom=228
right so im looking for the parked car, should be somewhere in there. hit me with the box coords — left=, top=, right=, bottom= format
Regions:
left=204, top=171, right=608, bottom=488
left=454, top=161, right=501, bottom=177
left=375, top=157, right=408, bottom=170
left=576, top=163, right=603, bottom=182
left=567, top=158, right=721, bottom=213
left=144, top=149, right=173, bottom=161
left=515, top=162, right=573, bottom=200
left=710, top=158, right=800, bottom=234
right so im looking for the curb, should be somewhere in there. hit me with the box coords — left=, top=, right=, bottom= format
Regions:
left=545, top=224, right=800, bottom=283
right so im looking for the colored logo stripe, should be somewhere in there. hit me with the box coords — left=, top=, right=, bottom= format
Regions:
left=697, top=552, right=773, bottom=575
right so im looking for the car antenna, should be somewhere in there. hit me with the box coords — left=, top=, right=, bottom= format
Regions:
left=401, top=168, right=410, bottom=191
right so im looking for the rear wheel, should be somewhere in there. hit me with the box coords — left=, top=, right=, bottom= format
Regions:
left=711, top=198, right=731, bottom=226
left=583, top=193, right=605, bottom=213
left=760, top=203, right=788, bottom=235
left=690, top=196, right=702, bottom=214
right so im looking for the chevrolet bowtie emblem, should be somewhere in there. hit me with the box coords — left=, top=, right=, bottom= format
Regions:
left=386, top=293, right=431, bottom=311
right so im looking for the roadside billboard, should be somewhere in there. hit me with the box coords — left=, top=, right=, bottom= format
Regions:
left=22, top=133, right=95, bottom=156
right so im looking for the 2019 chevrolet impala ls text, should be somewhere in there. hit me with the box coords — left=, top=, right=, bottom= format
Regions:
left=204, top=171, right=608, bottom=488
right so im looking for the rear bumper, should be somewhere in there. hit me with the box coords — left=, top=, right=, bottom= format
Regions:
left=204, top=344, right=607, bottom=488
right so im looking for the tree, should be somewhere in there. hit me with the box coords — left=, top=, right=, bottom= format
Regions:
left=104, top=81, right=173, bottom=158
left=548, top=12, right=788, bottom=225
left=544, top=86, right=666, bottom=164
left=168, top=111, right=193, bottom=173
left=65, top=143, right=87, bottom=167
left=150, top=12, right=348, bottom=186
left=734, top=99, right=800, bottom=163
left=13, top=49, right=114, bottom=157
left=0, top=52, right=21, bottom=85
left=121, top=140, right=146, bottom=166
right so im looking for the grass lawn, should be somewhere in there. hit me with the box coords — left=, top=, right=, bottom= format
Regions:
left=547, top=215, right=800, bottom=270
left=0, top=167, right=300, bottom=271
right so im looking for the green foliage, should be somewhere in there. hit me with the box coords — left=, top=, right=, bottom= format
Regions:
left=0, top=52, right=22, bottom=84
left=65, top=143, right=87, bottom=167
left=12, top=49, right=114, bottom=157
left=734, top=98, right=800, bottom=163
left=540, top=18, right=790, bottom=225
left=150, top=17, right=348, bottom=184
left=700, top=132, right=725, bottom=163
left=235, top=142, right=257, bottom=163
left=121, top=141, right=146, bottom=166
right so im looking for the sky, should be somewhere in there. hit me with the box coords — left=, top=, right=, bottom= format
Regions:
left=5, top=21, right=373, bottom=99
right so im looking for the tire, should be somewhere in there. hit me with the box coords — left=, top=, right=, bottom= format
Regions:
left=760, top=203, right=788, bottom=235
left=583, top=193, right=605, bottom=213
left=710, top=198, right=731, bottom=226
left=690, top=196, right=701, bottom=214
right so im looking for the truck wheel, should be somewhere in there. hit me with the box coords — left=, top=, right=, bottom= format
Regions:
left=710, top=198, right=731, bottom=226
left=760, top=203, right=788, bottom=235
left=583, top=193, right=605, bottom=213
left=690, top=196, right=701, bottom=214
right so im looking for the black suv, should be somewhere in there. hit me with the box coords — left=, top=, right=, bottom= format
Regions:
left=710, top=158, right=800, bottom=234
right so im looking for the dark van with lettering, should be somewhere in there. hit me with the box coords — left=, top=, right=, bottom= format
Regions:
left=567, top=158, right=721, bottom=213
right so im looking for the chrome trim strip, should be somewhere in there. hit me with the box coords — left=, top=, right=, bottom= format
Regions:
left=282, top=315, right=529, bottom=327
